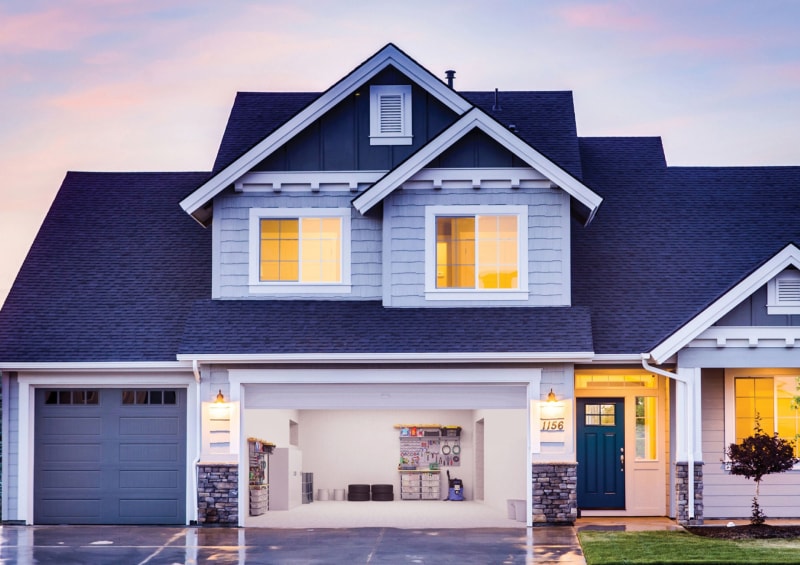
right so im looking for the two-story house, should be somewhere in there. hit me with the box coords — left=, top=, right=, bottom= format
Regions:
left=2, top=43, right=800, bottom=528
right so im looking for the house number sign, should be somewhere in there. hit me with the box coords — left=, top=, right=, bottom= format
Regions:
left=540, top=418, right=565, bottom=431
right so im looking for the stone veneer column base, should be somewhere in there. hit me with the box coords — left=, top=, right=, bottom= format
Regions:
left=675, top=461, right=704, bottom=525
left=532, top=462, right=578, bottom=525
left=197, top=463, right=239, bottom=525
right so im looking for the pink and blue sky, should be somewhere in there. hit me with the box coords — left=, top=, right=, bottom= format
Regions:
left=1, top=1, right=799, bottom=304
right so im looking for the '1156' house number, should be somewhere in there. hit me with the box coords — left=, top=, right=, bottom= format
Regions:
left=541, top=419, right=564, bottom=431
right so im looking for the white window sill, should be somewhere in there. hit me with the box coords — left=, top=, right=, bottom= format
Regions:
left=425, top=290, right=529, bottom=301
left=370, top=135, right=413, bottom=146
left=249, top=284, right=352, bottom=295
left=767, top=304, right=800, bottom=315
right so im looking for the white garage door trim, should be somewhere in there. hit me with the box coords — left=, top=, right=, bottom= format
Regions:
left=16, top=373, right=198, bottom=525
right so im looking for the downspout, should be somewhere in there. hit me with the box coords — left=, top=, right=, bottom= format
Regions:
left=641, top=355, right=695, bottom=521
left=191, top=358, right=202, bottom=524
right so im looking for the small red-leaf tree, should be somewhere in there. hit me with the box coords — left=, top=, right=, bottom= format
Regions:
left=726, top=416, right=798, bottom=525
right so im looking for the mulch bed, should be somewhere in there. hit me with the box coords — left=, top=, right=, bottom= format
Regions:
left=686, top=525, right=800, bottom=540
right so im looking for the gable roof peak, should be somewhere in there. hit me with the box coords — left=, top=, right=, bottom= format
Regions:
left=180, top=43, right=473, bottom=224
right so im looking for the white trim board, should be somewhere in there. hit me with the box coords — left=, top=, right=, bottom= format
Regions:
left=352, top=108, right=603, bottom=220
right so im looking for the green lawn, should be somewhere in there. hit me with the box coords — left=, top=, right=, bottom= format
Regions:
left=578, top=530, right=800, bottom=564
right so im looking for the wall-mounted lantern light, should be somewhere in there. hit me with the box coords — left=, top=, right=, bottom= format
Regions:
left=546, top=388, right=557, bottom=403
left=215, top=389, right=226, bottom=404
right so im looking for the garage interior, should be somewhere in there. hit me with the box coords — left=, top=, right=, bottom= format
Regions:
left=241, top=382, right=529, bottom=528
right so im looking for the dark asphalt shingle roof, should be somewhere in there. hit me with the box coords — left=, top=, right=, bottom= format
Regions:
left=572, top=136, right=800, bottom=354
left=178, top=300, right=594, bottom=355
left=4, top=94, right=800, bottom=363
left=0, top=171, right=212, bottom=362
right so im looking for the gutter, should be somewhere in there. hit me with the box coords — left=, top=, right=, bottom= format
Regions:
left=191, top=358, right=202, bottom=525
left=641, top=355, right=695, bottom=521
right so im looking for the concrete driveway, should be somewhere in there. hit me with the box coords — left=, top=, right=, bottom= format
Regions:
left=0, top=524, right=586, bottom=564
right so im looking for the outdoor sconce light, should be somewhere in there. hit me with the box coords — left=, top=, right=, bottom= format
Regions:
left=546, top=388, right=557, bottom=403
left=215, top=389, right=226, bottom=403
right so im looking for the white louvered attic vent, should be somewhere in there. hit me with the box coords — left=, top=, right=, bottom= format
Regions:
left=379, top=94, right=403, bottom=133
left=767, top=269, right=800, bottom=314
left=370, top=85, right=412, bottom=145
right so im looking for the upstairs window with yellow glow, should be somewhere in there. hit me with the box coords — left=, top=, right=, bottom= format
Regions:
left=425, top=205, right=528, bottom=301
left=249, top=208, right=351, bottom=294
left=259, top=217, right=341, bottom=283
left=436, top=215, right=518, bottom=289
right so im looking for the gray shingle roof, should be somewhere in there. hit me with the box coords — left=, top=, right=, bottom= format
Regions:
left=0, top=171, right=211, bottom=362
left=573, top=136, right=800, bottom=354
left=178, top=300, right=594, bottom=355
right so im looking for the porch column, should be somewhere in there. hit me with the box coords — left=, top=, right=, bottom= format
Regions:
left=674, top=366, right=704, bottom=525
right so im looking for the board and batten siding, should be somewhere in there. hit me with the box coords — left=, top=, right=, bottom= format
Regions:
left=213, top=190, right=382, bottom=300
left=716, top=285, right=800, bottom=327
left=701, top=368, right=800, bottom=518
left=382, top=185, right=571, bottom=307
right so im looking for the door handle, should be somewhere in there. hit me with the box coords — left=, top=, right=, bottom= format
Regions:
left=620, top=448, right=625, bottom=471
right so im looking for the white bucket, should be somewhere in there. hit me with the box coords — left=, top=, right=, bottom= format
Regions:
left=316, top=489, right=330, bottom=501
left=333, top=488, right=345, bottom=501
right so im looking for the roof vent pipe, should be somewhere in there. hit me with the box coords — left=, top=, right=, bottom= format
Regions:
left=493, top=88, right=502, bottom=111
left=445, top=69, right=456, bottom=89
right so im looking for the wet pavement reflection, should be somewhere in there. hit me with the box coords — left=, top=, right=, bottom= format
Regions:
left=0, top=524, right=588, bottom=564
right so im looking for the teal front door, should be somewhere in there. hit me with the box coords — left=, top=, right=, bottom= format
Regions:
left=577, top=398, right=625, bottom=509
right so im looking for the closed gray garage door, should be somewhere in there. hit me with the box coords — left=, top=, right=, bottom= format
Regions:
left=34, top=388, right=186, bottom=525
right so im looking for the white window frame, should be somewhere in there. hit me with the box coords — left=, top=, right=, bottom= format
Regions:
left=369, top=85, right=412, bottom=146
left=767, top=270, right=800, bottom=314
left=424, top=205, right=529, bottom=301
left=724, top=368, right=800, bottom=469
left=248, top=207, right=351, bottom=294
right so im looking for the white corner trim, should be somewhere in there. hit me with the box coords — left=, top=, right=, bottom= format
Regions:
left=180, top=44, right=471, bottom=219
left=352, top=108, right=603, bottom=217
left=648, top=244, right=800, bottom=364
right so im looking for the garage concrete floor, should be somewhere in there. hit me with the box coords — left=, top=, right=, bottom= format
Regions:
left=0, top=524, right=586, bottom=564
left=246, top=500, right=526, bottom=528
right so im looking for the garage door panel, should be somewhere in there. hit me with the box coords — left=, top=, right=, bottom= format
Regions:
left=119, top=443, right=178, bottom=462
left=119, top=499, right=178, bottom=518
left=39, top=470, right=102, bottom=488
left=35, top=388, right=186, bottom=525
left=119, top=470, right=178, bottom=488
left=38, top=499, right=102, bottom=519
left=119, top=416, right=179, bottom=436
left=39, top=443, right=102, bottom=462
left=38, top=416, right=101, bottom=435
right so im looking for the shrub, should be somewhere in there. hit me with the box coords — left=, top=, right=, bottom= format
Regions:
left=726, top=416, right=798, bottom=525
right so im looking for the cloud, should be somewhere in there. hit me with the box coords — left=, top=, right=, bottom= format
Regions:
left=0, top=5, right=106, bottom=52
left=554, top=2, right=655, bottom=32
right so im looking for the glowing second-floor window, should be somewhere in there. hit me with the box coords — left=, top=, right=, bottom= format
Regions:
left=259, top=217, right=341, bottom=283
left=435, top=215, right=519, bottom=289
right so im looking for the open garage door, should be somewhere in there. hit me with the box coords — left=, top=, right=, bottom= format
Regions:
left=34, top=388, right=187, bottom=525
left=244, top=383, right=528, bottom=410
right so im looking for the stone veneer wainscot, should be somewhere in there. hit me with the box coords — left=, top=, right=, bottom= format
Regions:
left=532, top=462, right=578, bottom=524
left=197, top=463, right=239, bottom=525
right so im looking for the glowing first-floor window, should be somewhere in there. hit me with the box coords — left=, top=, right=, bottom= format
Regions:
left=435, top=214, right=518, bottom=289
left=735, top=376, right=800, bottom=457
left=260, top=217, right=341, bottom=283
